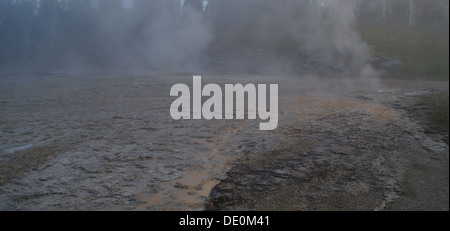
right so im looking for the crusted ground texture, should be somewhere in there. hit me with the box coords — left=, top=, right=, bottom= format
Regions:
left=0, top=74, right=448, bottom=211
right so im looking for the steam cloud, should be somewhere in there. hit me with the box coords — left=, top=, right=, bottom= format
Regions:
left=96, top=0, right=212, bottom=71
left=0, top=0, right=378, bottom=81
left=302, top=0, right=376, bottom=79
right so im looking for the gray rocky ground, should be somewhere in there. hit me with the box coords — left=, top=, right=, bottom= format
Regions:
left=0, top=73, right=448, bottom=211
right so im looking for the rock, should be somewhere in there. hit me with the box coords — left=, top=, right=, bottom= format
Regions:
left=369, top=58, right=382, bottom=65
left=378, top=59, right=403, bottom=72
left=376, top=69, right=389, bottom=77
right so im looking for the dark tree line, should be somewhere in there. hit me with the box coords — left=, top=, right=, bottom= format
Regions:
left=0, top=0, right=205, bottom=70
left=355, top=0, right=449, bottom=27
left=0, top=0, right=448, bottom=71
left=205, top=0, right=448, bottom=28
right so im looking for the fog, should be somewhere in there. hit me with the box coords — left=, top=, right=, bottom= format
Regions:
left=0, top=0, right=449, bottom=212
left=0, top=0, right=211, bottom=71
left=0, top=0, right=447, bottom=79
left=0, top=1, right=366, bottom=75
left=101, top=0, right=213, bottom=71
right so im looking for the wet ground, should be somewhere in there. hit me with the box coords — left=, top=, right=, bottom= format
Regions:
left=0, top=73, right=448, bottom=210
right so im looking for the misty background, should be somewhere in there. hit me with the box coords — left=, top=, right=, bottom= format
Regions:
left=0, top=0, right=449, bottom=212
left=0, top=0, right=448, bottom=78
